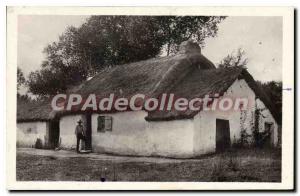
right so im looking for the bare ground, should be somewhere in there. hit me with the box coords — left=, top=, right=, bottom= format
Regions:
left=16, top=148, right=281, bottom=182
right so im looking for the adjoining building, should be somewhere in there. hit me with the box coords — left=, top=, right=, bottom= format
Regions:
left=17, top=98, right=59, bottom=149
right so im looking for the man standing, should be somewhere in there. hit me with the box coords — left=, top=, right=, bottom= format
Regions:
left=75, top=119, right=85, bottom=153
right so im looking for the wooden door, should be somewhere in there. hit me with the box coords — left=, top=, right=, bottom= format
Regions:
left=216, top=119, right=231, bottom=152
left=264, top=122, right=274, bottom=147
left=49, top=120, right=60, bottom=149
left=85, top=113, right=92, bottom=150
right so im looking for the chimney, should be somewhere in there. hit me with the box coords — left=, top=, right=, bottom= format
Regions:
left=178, top=40, right=201, bottom=55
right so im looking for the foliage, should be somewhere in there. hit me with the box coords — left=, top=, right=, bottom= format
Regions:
left=17, top=93, right=32, bottom=102
left=34, top=138, right=43, bottom=149
left=27, top=66, right=85, bottom=96
left=155, top=16, right=226, bottom=55
left=210, top=157, right=227, bottom=181
left=17, top=68, right=26, bottom=91
left=235, top=110, right=252, bottom=148
left=27, top=16, right=226, bottom=97
left=256, top=80, right=282, bottom=123
left=239, top=129, right=252, bottom=147
left=227, top=150, right=240, bottom=172
left=218, top=48, right=248, bottom=68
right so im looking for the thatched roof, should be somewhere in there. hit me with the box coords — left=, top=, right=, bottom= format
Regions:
left=74, top=47, right=215, bottom=98
left=17, top=98, right=54, bottom=122
left=145, top=67, right=280, bottom=123
left=17, top=41, right=279, bottom=124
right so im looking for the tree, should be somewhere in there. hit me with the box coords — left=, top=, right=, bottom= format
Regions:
left=28, top=16, right=226, bottom=97
left=156, top=16, right=226, bottom=55
left=218, top=48, right=248, bottom=68
left=256, top=80, right=282, bottom=123
left=17, top=67, right=25, bottom=91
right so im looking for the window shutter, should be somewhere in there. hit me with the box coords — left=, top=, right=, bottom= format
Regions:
left=97, top=116, right=105, bottom=132
left=97, top=116, right=112, bottom=132
left=105, top=116, right=112, bottom=131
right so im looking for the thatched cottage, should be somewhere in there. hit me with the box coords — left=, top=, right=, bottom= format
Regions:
left=17, top=98, right=59, bottom=149
left=17, top=41, right=280, bottom=158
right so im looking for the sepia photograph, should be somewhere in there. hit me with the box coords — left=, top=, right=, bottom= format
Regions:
left=6, top=7, right=294, bottom=190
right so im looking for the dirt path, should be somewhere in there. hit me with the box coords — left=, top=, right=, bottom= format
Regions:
left=17, top=148, right=196, bottom=163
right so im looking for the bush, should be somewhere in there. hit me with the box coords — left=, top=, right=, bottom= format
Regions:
left=232, top=130, right=252, bottom=148
left=35, top=138, right=43, bottom=149
left=227, top=151, right=240, bottom=172
left=210, top=157, right=227, bottom=181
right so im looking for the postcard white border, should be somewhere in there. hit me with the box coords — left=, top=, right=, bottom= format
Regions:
left=6, top=6, right=294, bottom=190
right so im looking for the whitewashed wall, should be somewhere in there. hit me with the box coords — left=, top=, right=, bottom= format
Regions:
left=193, top=79, right=279, bottom=156
left=58, top=79, right=278, bottom=157
left=145, top=119, right=194, bottom=157
left=91, top=111, right=194, bottom=158
left=17, top=121, right=48, bottom=148
left=256, top=98, right=278, bottom=146
left=59, top=114, right=84, bottom=149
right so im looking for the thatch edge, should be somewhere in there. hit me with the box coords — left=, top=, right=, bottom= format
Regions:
left=17, top=119, right=50, bottom=123
left=145, top=68, right=280, bottom=124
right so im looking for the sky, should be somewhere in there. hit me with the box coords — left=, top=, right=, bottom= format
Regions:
left=18, top=15, right=282, bottom=83
left=202, top=16, right=282, bottom=82
left=17, top=15, right=89, bottom=76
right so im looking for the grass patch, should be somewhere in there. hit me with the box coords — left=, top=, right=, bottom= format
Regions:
left=16, top=148, right=281, bottom=182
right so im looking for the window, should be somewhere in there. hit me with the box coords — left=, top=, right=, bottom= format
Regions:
left=97, top=116, right=112, bottom=132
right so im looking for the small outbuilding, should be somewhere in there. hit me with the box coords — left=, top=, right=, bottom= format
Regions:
left=17, top=98, right=60, bottom=149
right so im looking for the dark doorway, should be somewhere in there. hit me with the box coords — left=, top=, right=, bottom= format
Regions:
left=263, top=122, right=274, bottom=148
left=49, top=120, right=60, bottom=149
left=85, top=114, right=92, bottom=150
left=216, top=119, right=231, bottom=152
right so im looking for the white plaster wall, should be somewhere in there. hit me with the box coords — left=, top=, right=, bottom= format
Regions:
left=145, top=119, right=194, bottom=157
left=224, top=79, right=257, bottom=138
left=57, top=80, right=278, bottom=157
left=256, top=98, right=279, bottom=146
left=59, top=114, right=84, bottom=149
left=193, top=79, right=260, bottom=155
left=91, top=111, right=194, bottom=158
left=17, top=121, right=48, bottom=148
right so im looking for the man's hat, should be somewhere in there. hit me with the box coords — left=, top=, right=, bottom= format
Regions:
left=77, top=119, right=83, bottom=124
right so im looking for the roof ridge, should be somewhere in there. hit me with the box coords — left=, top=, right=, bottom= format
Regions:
left=73, top=54, right=180, bottom=95
left=149, top=53, right=204, bottom=98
